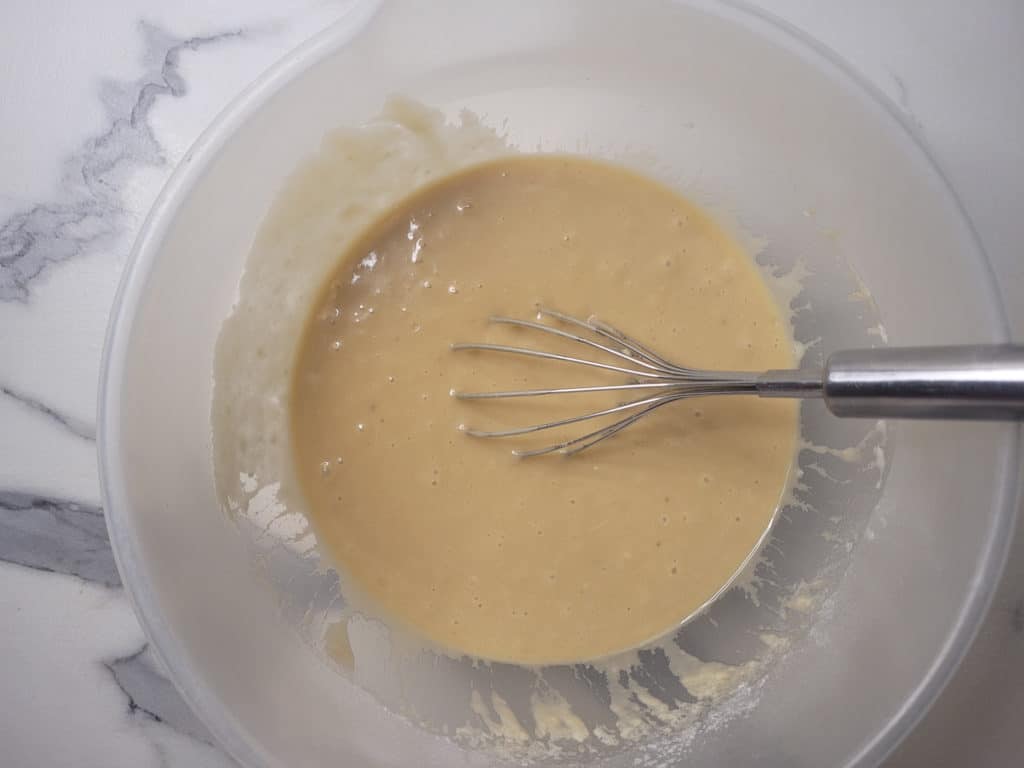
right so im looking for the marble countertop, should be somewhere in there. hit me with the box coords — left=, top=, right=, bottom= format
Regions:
left=2, top=1, right=1021, bottom=765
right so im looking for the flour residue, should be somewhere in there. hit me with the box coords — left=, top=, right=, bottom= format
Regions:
left=470, top=690, right=531, bottom=744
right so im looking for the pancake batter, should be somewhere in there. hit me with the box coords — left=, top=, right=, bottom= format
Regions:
left=291, top=155, right=796, bottom=664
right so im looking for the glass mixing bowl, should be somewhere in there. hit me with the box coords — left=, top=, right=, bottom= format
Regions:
left=98, top=1, right=1018, bottom=766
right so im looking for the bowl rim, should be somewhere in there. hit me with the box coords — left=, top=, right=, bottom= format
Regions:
left=97, top=2, right=1020, bottom=766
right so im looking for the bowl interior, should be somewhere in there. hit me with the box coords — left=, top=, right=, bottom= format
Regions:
left=100, top=2, right=1016, bottom=767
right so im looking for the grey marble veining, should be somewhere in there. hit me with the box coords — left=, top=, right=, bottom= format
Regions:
left=0, top=381, right=96, bottom=440
left=0, top=23, right=244, bottom=303
left=105, top=643, right=217, bottom=746
left=0, top=490, right=118, bottom=586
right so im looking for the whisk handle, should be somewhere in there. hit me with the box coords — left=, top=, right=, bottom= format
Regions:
left=821, top=345, right=1024, bottom=420
left=760, top=345, right=1024, bottom=420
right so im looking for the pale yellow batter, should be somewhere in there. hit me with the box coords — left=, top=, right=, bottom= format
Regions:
left=291, top=155, right=796, bottom=664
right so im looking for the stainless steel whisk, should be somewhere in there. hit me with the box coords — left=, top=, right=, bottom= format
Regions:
left=451, top=308, right=1024, bottom=457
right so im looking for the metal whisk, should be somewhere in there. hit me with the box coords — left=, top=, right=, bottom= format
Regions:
left=451, top=308, right=1024, bottom=457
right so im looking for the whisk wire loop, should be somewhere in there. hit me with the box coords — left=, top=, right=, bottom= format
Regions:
left=451, top=308, right=761, bottom=455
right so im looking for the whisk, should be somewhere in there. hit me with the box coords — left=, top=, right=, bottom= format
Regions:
left=451, top=308, right=1024, bottom=457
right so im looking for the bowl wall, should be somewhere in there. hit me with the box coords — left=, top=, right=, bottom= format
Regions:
left=99, top=2, right=1017, bottom=766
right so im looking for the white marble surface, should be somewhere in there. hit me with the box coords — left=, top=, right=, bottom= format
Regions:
left=1, top=1, right=1021, bottom=766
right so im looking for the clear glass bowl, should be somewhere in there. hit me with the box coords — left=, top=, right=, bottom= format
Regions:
left=98, top=1, right=1018, bottom=766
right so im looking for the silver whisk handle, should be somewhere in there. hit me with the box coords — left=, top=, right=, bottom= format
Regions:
left=759, top=345, right=1024, bottom=420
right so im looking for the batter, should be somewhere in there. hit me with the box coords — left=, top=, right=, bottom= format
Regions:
left=291, top=155, right=796, bottom=664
